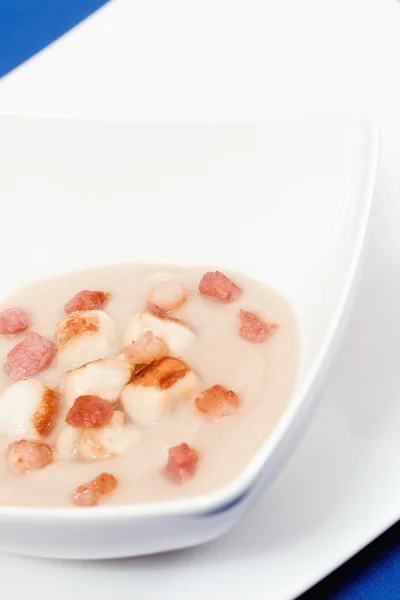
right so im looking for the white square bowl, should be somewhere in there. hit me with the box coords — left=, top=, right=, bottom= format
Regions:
left=0, top=113, right=378, bottom=559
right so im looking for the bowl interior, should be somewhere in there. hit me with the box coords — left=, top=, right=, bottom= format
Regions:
left=0, top=114, right=378, bottom=515
left=0, top=114, right=377, bottom=390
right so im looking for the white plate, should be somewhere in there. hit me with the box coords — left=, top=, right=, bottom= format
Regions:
left=0, top=113, right=379, bottom=565
left=0, top=0, right=398, bottom=595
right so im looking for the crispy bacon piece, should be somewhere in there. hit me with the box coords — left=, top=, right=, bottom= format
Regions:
left=64, top=290, right=110, bottom=314
left=72, top=472, right=118, bottom=507
left=165, top=443, right=199, bottom=482
left=239, top=309, right=277, bottom=343
left=122, top=331, right=169, bottom=367
left=195, top=385, right=239, bottom=418
left=0, top=308, right=29, bottom=335
left=65, top=395, right=114, bottom=429
left=8, top=439, right=53, bottom=474
left=198, top=271, right=241, bottom=303
left=4, top=331, right=56, bottom=380
left=147, top=282, right=188, bottom=314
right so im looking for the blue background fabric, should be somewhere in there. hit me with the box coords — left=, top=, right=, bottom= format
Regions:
left=298, top=522, right=400, bottom=599
left=0, top=0, right=108, bottom=78
left=0, top=1, right=399, bottom=598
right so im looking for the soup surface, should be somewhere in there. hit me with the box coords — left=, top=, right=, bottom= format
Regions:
left=0, top=264, right=300, bottom=507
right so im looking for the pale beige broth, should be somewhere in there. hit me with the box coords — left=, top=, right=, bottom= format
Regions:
left=0, top=264, right=300, bottom=507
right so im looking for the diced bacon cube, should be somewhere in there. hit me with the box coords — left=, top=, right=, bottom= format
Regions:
left=147, top=282, right=188, bottom=314
left=72, top=472, right=118, bottom=507
left=0, top=308, right=29, bottom=335
left=165, top=443, right=198, bottom=482
left=239, top=309, right=277, bottom=343
left=8, top=439, right=53, bottom=474
left=198, top=271, right=242, bottom=303
left=195, top=385, right=239, bottom=418
left=4, top=331, right=56, bottom=381
left=122, top=331, right=169, bottom=368
left=65, top=395, right=114, bottom=429
left=64, top=290, right=110, bottom=314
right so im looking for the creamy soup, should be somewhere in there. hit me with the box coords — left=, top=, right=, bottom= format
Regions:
left=0, top=264, right=299, bottom=507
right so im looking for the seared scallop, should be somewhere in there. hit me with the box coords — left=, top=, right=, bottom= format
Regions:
left=55, top=310, right=116, bottom=370
left=147, top=282, right=188, bottom=314
left=77, top=411, right=141, bottom=461
left=55, top=425, right=82, bottom=461
left=121, top=356, right=200, bottom=427
left=56, top=411, right=141, bottom=462
left=0, top=379, right=58, bottom=440
left=60, top=356, right=133, bottom=407
left=123, top=312, right=195, bottom=357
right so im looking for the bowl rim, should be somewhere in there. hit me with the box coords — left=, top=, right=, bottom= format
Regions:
left=0, top=111, right=380, bottom=521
